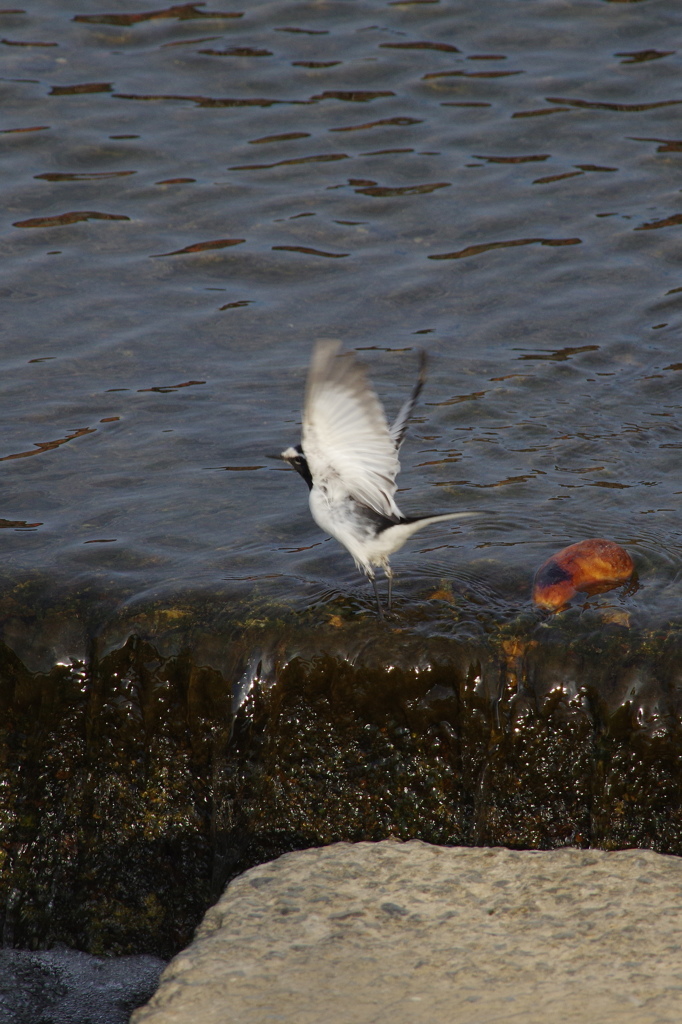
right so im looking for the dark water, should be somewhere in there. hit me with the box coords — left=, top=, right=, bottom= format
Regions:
left=1, top=0, right=681, bottom=652
left=0, top=948, right=164, bottom=1024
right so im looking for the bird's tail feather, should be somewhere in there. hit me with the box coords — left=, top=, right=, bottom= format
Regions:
left=377, top=511, right=475, bottom=547
left=407, top=511, right=476, bottom=527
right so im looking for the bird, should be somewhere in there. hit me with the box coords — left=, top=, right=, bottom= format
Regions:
left=281, top=339, right=473, bottom=616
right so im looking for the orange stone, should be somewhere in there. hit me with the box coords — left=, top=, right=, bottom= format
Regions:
left=532, top=538, right=634, bottom=611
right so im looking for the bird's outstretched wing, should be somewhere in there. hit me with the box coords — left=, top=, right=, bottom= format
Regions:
left=302, top=340, right=402, bottom=518
left=390, top=350, right=426, bottom=449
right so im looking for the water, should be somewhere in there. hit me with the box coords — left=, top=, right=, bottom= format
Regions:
left=1, top=0, right=680, bottom=649
left=0, top=948, right=164, bottom=1024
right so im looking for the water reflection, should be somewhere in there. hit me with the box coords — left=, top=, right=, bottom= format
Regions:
left=0, top=427, right=96, bottom=461
left=13, top=211, right=130, bottom=227
left=429, top=237, right=581, bottom=259
left=545, top=95, right=682, bottom=111
left=151, top=239, right=244, bottom=256
left=73, top=5, right=244, bottom=27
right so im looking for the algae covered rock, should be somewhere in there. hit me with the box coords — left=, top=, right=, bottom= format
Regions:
left=1, top=590, right=682, bottom=957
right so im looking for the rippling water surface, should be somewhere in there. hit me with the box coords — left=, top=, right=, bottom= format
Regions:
left=2, top=0, right=681, bottom=639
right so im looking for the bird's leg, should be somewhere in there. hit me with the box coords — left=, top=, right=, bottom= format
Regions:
left=369, top=573, right=384, bottom=619
left=386, top=568, right=394, bottom=612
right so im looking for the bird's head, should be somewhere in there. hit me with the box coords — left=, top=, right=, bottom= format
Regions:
left=280, top=444, right=313, bottom=489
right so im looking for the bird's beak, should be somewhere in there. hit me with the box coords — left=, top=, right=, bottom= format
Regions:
left=266, top=453, right=288, bottom=461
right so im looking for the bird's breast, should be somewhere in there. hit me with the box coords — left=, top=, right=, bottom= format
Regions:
left=309, top=486, right=383, bottom=550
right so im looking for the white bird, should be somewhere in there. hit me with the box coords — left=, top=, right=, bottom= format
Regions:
left=281, top=339, right=472, bottom=616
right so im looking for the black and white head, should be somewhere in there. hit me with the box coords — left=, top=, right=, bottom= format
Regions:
left=281, top=444, right=313, bottom=489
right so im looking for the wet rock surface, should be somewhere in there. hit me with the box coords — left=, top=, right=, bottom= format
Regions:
left=132, top=840, right=682, bottom=1024
left=2, top=607, right=682, bottom=958
left=0, top=948, right=164, bottom=1024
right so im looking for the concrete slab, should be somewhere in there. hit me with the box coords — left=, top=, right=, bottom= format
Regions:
left=132, top=841, right=682, bottom=1024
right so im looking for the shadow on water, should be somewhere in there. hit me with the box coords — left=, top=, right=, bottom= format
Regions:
left=1, top=0, right=682, bottom=962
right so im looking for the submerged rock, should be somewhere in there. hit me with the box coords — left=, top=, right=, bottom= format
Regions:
left=533, top=539, right=635, bottom=611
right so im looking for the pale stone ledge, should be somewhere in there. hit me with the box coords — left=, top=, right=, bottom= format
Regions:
left=132, top=840, right=682, bottom=1024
